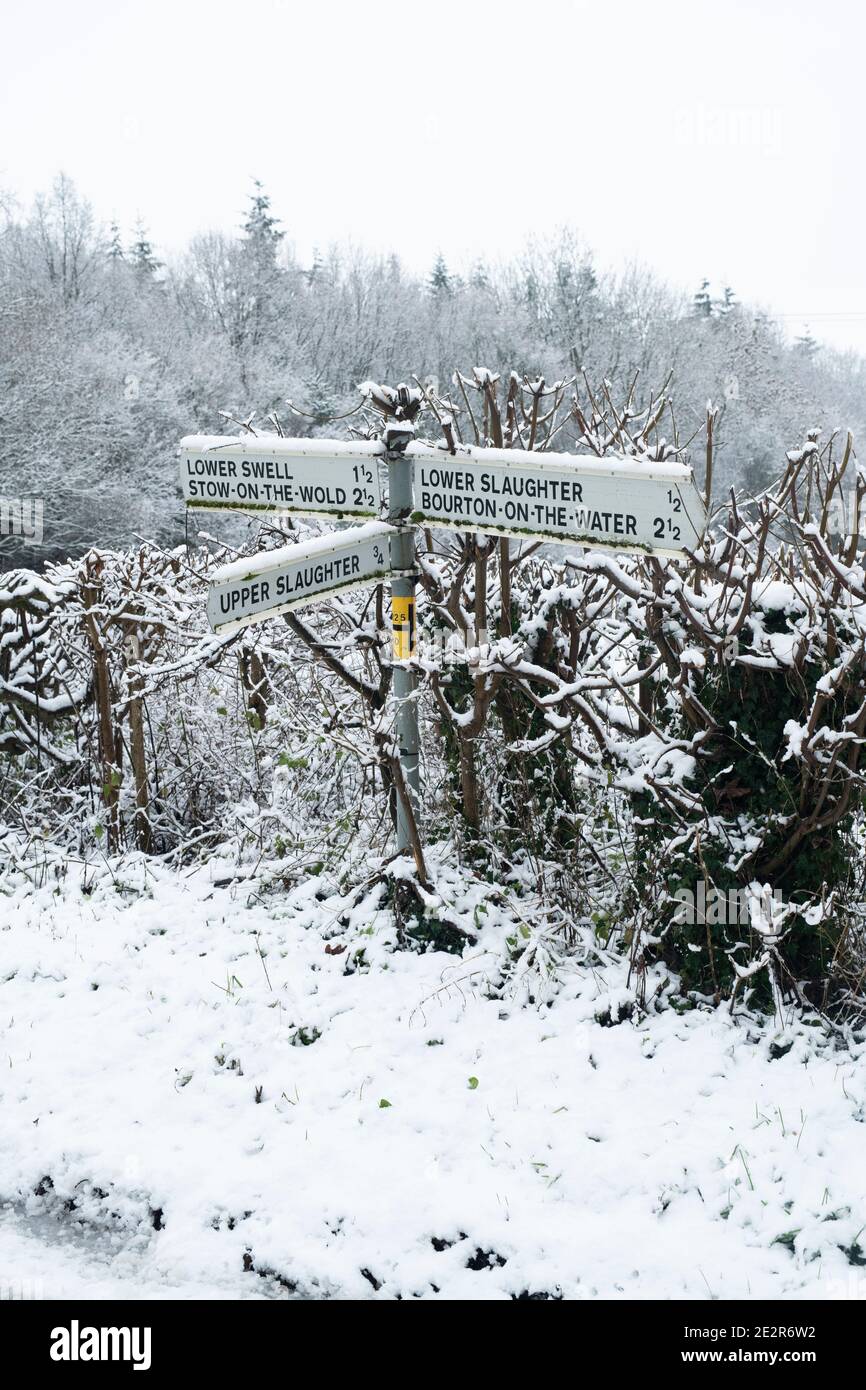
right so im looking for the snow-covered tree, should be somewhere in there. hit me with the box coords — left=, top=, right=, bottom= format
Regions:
left=692, top=278, right=713, bottom=317
left=129, top=221, right=162, bottom=276
left=243, top=179, right=284, bottom=253
left=428, top=252, right=452, bottom=297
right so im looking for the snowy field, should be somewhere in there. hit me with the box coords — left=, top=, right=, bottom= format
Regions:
left=2, top=844, right=865, bottom=1302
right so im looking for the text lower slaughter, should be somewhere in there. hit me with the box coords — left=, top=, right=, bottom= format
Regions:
left=413, top=459, right=702, bottom=551
left=416, top=464, right=635, bottom=537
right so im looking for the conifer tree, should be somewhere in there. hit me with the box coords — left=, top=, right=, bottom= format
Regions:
left=429, top=252, right=452, bottom=297
left=469, top=260, right=489, bottom=291
left=795, top=327, right=819, bottom=358
left=107, top=221, right=124, bottom=262
left=129, top=221, right=162, bottom=275
left=243, top=180, right=284, bottom=257
left=693, top=278, right=712, bottom=317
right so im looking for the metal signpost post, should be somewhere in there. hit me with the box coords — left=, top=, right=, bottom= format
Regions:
left=384, top=427, right=421, bottom=854
left=180, top=424, right=708, bottom=862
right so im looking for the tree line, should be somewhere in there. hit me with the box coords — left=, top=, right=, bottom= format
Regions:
left=2, top=174, right=864, bottom=567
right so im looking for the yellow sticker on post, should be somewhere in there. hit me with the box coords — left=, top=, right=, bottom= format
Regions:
left=392, top=595, right=416, bottom=660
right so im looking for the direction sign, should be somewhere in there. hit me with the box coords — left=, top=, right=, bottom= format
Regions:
left=408, top=443, right=706, bottom=555
left=184, top=421, right=710, bottom=861
left=180, top=434, right=384, bottom=519
left=207, top=521, right=395, bottom=635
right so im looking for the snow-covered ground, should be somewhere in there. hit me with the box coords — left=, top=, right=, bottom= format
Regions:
left=2, top=845, right=865, bottom=1301
left=0, top=1206, right=277, bottom=1300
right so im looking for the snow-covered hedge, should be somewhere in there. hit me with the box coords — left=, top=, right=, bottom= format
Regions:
left=2, top=374, right=865, bottom=1019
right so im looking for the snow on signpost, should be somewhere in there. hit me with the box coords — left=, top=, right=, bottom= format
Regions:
left=181, top=423, right=707, bottom=858
left=179, top=435, right=384, bottom=519
left=206, top=521, right=395, bottom=636
left=408, top=442, right=706, bottom=556
left=180, top=433, right=707, bottom=558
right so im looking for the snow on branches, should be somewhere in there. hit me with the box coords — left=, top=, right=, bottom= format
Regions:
left=2, top=372, right=865, bottom=1017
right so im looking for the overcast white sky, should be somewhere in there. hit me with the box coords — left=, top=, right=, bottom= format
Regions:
left=3, top=0, right=864, bottom=352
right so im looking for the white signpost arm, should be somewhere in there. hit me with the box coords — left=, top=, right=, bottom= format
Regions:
left=205, top=521, right=394, bottom=635
left=186, top=423, right=708, bottom=867
left=179, top=435, right=383, bottom=519
left=407, top=442, right=706, bottom=557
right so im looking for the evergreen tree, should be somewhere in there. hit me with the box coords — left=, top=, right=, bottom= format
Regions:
left=129, top=221, right=162, bottom=275
left=693, top=279, right=713, bottom=317
left=742, top=451, right=774, bottom=494
left=429, top=252, right=452, bottom=297
left=306, top=246, right=323, bottom=285
left=469, top=260, right=489, bottom=291
left=304, top=375, right=339, bottom=427
left=236, top=181, right=287, bottom=354
left=795, top=327, right=819, bottom=358
left=107, top=221, right=124, bottom=262
left=243, top=180, right=284, bottom=252
left=716, top=285, right=737, bottom=315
